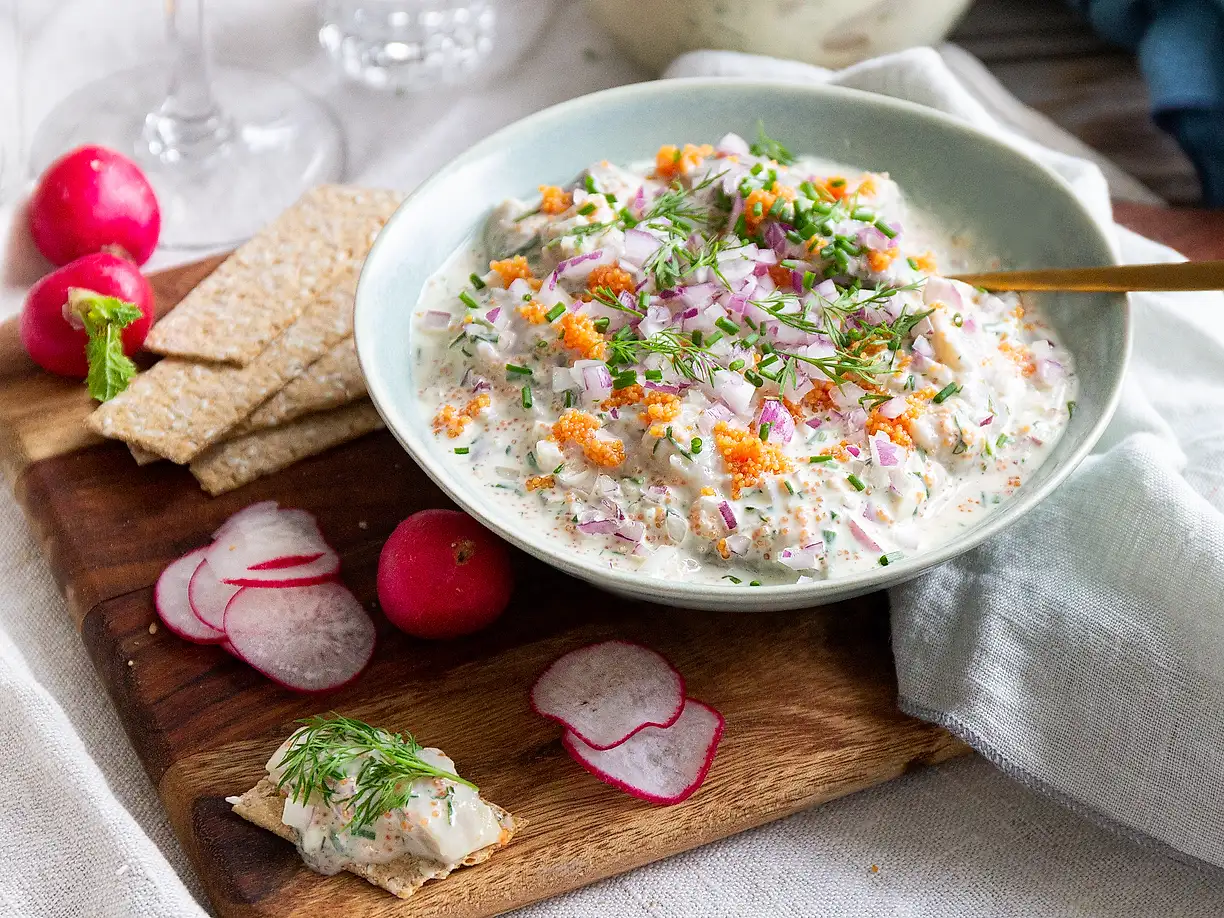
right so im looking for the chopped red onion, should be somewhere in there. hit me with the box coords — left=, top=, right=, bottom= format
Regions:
left=644, top=381, right=683, bottom=394
left=484, top=306, right=501, bottom=324
left=622, top=228, right=662, bottom=267
left=813, top=279, right=837, bottom=300
left=979, top=415, right=994, bottom=427
left=697, top=403, right=734, bottom=435
left=630, top=185, right=646, bottom=217
left=845, top=408, right=868, bottom=430
left=547, top=250, right=604, bottom=291
left=754, top=399, right=795, bottom=444
left=751, top=248, right=778, bottom=265
left=717, top=132, right=751, bottom=156
left=805, top=417, right=822, bottom=430
left=577, top=514, right=620, bottom=536
left=778, top=543, right=823, bottom=571
left=913, top=316, right=934, bottom=337
left=713, top=370, right=754, bottom=417
left=578, top=361, right=613, bottom=399
left=856, top=224, right=897, bottom=252
left=724, top=534, right=751, bottom=555
left=869, top=433, right=900, bottom=467
left=923, top=276, right=963, bottom=310
left=681, top=283, right=720, bottom=310
left=639, top=303, right=672, bottom=338
left=1037, top=359, right=1065, bottom=387
left=763, top=222, right=788, bottom=253
left=420, top=309, right=452, bottom=330
left=552, top=367, right=574, bottom=392
left=912, top=335, right=935, bottom=360
left=878, top=397, right=908, bottom=419
left=845, top=444, right=862, bottom=458
left=848, top=519, right=881, bottom=551
left=718, top=501, right=737, bottom=531
left=615, top=520, right=647, bottom=543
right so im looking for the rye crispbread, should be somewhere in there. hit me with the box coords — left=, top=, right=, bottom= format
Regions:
left=231, top=778, right=516, bottom=900
left=233, top=336, right=365, bottom=435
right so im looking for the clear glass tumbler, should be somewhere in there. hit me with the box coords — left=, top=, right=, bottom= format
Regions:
left=318, top=0, right=498, bottom=91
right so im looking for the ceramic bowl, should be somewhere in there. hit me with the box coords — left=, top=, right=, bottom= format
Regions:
left=354, top=79, right=1128, bottom=611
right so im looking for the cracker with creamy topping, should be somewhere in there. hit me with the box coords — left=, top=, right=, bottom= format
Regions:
left=144, top=186, right=403, bottom=365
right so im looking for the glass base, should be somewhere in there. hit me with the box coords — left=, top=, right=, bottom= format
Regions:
left=29, top=64, right=346, bottom=251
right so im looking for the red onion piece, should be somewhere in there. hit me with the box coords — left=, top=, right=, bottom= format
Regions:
left=616, top=520, right=647, bottom=543
left=623, top=228, right=662, bottom=267
left=923, top=276, right=963, bottom=311
left=717, top=132, right=750, bottom=156
left=878, top=397, right=908, bottom=419
left=805, top=417, right=822, bottom=430
left=724, top=534, right=751, bottom=555
left=979, top=415, right=994, bottom=427
left=548, top=249, right=605, bottom=291
left=420, top=309, right=452, bottom=330
left=754, top=399, right=795, bottom=444
left=577, top=361, right=613, bottom=399
left=717, top=501, right=737, bottom=532
left=869, top=434, right=900, bottom=467
left=912, top=335, right=935, bottom=360
left=848, top=519, right=881, bottom=551
left=812, top=279, right=837, bottom=300
left=778, top=543, right=823, bottom=570
left=713, top=370, right=754, bottom=417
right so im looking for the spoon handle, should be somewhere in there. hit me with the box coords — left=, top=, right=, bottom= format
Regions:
left=951, top=260, right=1224, bottom=292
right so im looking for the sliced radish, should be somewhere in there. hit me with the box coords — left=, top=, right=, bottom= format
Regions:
left=154, top=548, right=225, bottom=644
left=563, top=698, right=724, bottom=805
left=211, top=500, right=279, bottom=541
left=531, top=641, right=685, bottom=750
left=223, top=582, right=376, bottom=693
left=188, top=559, right=240, bottom=632
left=206, top=509, right=338, bottom=585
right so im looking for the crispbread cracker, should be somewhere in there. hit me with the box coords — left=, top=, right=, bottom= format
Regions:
left=233, top=336, right=365, bottom=435
left=87, top=270, right=360, bottom=464
left=128, top=444, right=161, bottom=465
left=189, top=400, right=384, bottom=495
left=144, top=186, right=404, bottom=365
left=232, top=778, right=517, bottom=900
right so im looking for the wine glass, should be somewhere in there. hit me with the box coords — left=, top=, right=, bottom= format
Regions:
left=28, top=0, right=345, bottom=251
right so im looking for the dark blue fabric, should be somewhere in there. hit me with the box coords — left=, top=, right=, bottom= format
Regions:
left=1070, top=0, right=1224, bottom=205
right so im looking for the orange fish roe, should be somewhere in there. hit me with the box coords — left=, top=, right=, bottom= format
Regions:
left=490, top=255, right=534, bottom=287
left=782, top=398, right=807, bottom=423
left=431, top=393, right=490, bottom=438
left=822, top=176, right=849, bottom=200
left=518, top=300, right=548, bottom=324
left=867, top=249, right=898, bottom=273
left=538, top=185, right=572, bottom=215
left=600, top=384, right=643, bottom=410
left=553, top=409, right=626, bottom=468
left=640, top=390, right=681, bottom=426
left=743, top=187, right=777, bottom=234
left=525, top=474, right=555, bottom=491
left=557, top=312, right=607, bottom=360
left=857, top=176, right=879, bottom=198
left=866, top=403, right=917, bottom=449
left=716, top=538, right=731, bottom=560
left=654, top=143, right=713, bottom=180
left=911, top=251, right=938, bottom=274
left=768, top=264, right=794, bottom=288
left=712, top=421, right=791, bottom=498
left=700, top=486, right=716, bottom=496
left=586, top=262, right=636, bottom=297
left=770, top=181, right=797, bottom=202
left=998, top=340, right=1037, bottom=377
left=802, top=382, right=837, bottom=413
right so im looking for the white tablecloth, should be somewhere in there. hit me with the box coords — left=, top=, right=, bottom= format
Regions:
left=2, top=2, right=1221, bottom=916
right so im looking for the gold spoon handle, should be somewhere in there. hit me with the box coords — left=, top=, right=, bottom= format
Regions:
left=951, top=260, right=1224, bottom=292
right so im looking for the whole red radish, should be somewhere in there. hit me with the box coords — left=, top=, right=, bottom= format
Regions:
left=21, top=253, right=154, bottom=396
left=29, top=145, right=160, bottom=266
left=378, top=509, right=514, bottom=639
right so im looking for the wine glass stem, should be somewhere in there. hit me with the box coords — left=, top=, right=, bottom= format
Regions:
left=143, top=0, right=233, bottom=160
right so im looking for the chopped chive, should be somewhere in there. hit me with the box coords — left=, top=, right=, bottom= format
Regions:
left=459, top=291, right=479, bottom=309
left=454, top=447, right=469, bottom=455
left=799, top=180, right=818, bottom=199
left=723, top=575, right=743, bottom=584
left=953, top=313, right=964, bottom=327
left=759, top=422, right=772, bottom=441
left=564, top=390, right=574, bottom=408
left=751, top=201, right=764, bottom=218
left=744, top=370, right=764, bottom=387
left=750, top=162, right=764, bottom=176
left=613, top=371, right=638, bottom=390
left=691, top=437, right=703, bottom=454
left=784, top=480, right=796, bottom=495
left=851, top=207, right=875, bottom=222
left=847, top=474, right=866, bottom=492
left=505, top=363, right=533, bottom=376
left=544, top=303, right=566, bottom=322
left=645, top=369, right=663, bottom=382
left=803, top=270, right=817, bottom=291
left=905, top=375, right=916, bottom=391
left=729, top=359, right=745, bottom=371
left=809, top=455, right=833, bottom=463
left=521, top=386, right=533, bottom=408
left=733, top=214, right=748, bottom=237
left=552, top=463, right=564, bottom=474
left=744, top=315, right=758, bottom=330
left=584, top=175, right=597, bottom=193
left=811, top=200, right=834, bottom=215
left=996, top=433, right=1008, bottom=448
left=704, top=331, right=724, bottom=347
left=690, top=330, right=704, bottom=346
left=786, top=230, right=805, bottom=245
left=932, top=382, right=961, bottom=404
left=469, top=273, right=486, bottom=290
left=878, top=554, right=890, bottom=566
left=592, top=316, right=610, bottom=332
left=768, top=196, right=787, bottom=218
left=522, top=293, right=533, bottom=301
left=907, top=256, right=921, bottom=271
left=742, top=332, right=760, bottom=348
left=749, top=580, right=762, bottom=587
left=577, top=202, right=597, bottom=216
left=875, top=220, right=898, bottom=239
left=834, top=237, right=861, bottom=256
left=619, top=207, right=638, bottom=227
left=1067, top=400, right=1077, bottom=418
left=716, top=317, right=740, bottom=335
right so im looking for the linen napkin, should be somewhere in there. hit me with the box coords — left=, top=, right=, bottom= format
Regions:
left=666, top=47, right=1224, bottom=871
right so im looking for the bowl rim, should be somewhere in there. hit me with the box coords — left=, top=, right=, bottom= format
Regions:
left=355, top=76, right=1131, bottom=601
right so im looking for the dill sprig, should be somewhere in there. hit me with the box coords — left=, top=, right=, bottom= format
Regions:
left=606, top=327, right=720, bottom=384
left=273, top=714, right=475, bottom=832
left=748, top=123, right=796, bottom=165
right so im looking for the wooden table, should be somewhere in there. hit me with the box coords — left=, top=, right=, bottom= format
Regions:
left=954, top=0, right=1200, bottom=205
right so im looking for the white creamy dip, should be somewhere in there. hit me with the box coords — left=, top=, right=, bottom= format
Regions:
left=266, top=732, right=503, bottom=875
left=411, top=134, right=1076, bottom=585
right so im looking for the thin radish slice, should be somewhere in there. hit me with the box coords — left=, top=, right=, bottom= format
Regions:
left=531, top=641, right=685, bottom=750
left=188, top=559, right=240, bottom=632
left=248, top=553, right=324, bottom=571
left=212, top=500, right=279, bottom=541
left=155, top=549, right=225, bottom=644
left=223, top=582, right=376, bottom=693
left=219, top=551, right=340, bottom=588
left=563, top=698, right=725, bottom=805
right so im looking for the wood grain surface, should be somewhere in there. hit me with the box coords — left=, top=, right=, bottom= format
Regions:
left=1, top=203, right=1206, bottom=917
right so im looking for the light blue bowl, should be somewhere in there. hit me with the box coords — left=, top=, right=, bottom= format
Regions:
left=355, top=79, right=1128, bottom=611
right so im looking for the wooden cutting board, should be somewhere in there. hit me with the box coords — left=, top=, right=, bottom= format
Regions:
left=0, top=202, right=1203, bottom=918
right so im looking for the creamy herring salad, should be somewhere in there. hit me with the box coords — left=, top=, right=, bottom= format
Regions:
left=412, top=131, right=1076, bottom=585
